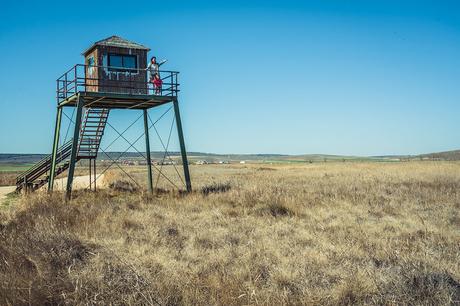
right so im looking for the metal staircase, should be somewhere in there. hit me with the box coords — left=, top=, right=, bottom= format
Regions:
left=15, top=108, right=110, bottom=192
left=16, top=140, right=74, bottom=192
left=77, top=108, right=109, bottom=159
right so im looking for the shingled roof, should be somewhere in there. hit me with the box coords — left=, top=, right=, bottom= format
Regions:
left=83, top=35, right=150, bottom=55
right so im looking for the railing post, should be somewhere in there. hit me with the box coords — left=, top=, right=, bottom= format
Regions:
left=168, top=72, right=170, bottom=96
left=24, top=176, right=28, bottom=194
left=175, top=72, right=178, bottom=96
left=74, top=65, right=77, bottom=94
left=64, top=74, right=67, bottom=99
left=129, top=70, right=132, bottom=95
left=83, top=65, right=87, bottom=92
left=146, top=68, right=149, bottom=95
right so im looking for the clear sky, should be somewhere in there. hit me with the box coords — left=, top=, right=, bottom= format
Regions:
left=0, top=0, right=459, bottom=156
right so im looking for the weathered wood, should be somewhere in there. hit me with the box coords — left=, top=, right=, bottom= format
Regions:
left=84, top=44, right=148, bottom=94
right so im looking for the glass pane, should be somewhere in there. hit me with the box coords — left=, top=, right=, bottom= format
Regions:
left=109, top=54, right=122, bottom=68
left=123, top=56, right=136, bottom=69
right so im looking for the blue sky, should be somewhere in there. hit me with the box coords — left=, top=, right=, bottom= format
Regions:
left=0, top=0, right=459, bottom=155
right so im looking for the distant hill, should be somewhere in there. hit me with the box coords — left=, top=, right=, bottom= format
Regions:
left=418, top=150, right=460, bottom=161
left=0, top=154, right=47, bottom=164
left=1, top=149, right=459, bottom=166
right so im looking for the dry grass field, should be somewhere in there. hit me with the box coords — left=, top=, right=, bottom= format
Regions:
left=0, top=162, right=459, bottom=305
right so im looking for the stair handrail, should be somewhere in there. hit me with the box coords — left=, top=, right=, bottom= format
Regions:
left=16, top=139, right=74, bottom=183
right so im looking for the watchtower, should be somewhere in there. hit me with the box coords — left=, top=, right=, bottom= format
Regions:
left=16, top=36, right=192, bottom=198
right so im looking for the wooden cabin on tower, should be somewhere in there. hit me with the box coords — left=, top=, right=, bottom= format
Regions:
left=83, top=36, right=150, bottom=94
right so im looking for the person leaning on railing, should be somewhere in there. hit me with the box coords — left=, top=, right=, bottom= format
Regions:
left=147, top=56, right=167, bottom=81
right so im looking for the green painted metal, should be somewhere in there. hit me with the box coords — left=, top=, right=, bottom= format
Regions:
left=48, top=106, right=63, bottom=191
left=173, top=100, right=192, bottom=192
left=58, top=91, right=176, bottom=109
left=143, top=109, right=154, bottom=193
left=66, top=94, right=84, bottom=200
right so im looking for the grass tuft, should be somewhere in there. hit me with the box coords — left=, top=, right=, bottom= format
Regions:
left=201, top=181, right=231, bottom=195
left=109, top=180, right=138, bottom=192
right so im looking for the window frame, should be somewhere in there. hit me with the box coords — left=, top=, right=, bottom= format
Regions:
left=107, top=53, right=138, bottom=72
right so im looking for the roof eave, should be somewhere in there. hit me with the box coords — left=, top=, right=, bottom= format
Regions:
left=82, top=45, right=151, bottom=56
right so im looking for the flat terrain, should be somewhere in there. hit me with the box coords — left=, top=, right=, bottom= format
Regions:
left=0, top=162, right=459, bottom=305
left=0, top=186, right=15, bottom=203
left=0, top=174, right=106, bottom=206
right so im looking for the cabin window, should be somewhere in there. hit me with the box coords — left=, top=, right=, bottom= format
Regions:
left=123, top=56, right=136, bottom=69
left=108, top=54, right=137, bottom=71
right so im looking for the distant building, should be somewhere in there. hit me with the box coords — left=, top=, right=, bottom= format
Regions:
left=157, top=160, right=176, bottom=165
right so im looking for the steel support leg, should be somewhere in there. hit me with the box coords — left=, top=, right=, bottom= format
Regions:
left=143, top=109, right=154, bottom=193
left=173, top=100, right=192, bottom=192
left=93, top=158, right=97, bottom=191
left=66, top=95, right=84, bottom=200
left=48, top=106, right=63, bottom=192
left=89, top=159, right=92, bottom=190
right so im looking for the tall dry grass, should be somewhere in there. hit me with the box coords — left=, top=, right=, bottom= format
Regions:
left=0, top=172, right=19, bottom=186
left=0, top=162, right=459, bottom=305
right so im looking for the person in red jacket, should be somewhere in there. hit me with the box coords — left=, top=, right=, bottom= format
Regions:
left=152, top=73, right=163, bottom=95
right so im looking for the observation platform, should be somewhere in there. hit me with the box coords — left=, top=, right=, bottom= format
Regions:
left=58, top=91, right=176, bottom=110
left=57, top=64, right=179, bottom=110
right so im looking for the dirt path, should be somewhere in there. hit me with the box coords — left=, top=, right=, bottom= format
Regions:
left=48, top=174, right=106, bottom=191
left=0, top=174, right=106, bottom=205
left=0, top=186, right=16, bottom=203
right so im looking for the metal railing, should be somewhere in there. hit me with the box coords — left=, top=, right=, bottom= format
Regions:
left=56, top=64, right=179, bottom=103
left=16, top=139, right=74, bottom=190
